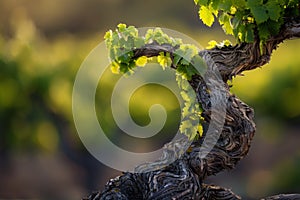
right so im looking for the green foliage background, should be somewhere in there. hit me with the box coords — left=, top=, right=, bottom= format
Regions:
left=0, top=0, right=299, bottom=199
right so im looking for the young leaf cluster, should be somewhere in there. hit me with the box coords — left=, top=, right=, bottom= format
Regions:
left=176, top=75, right=203, bottom=139
left=195, top=0, right=300, bottom=44
left=104, top=24, right=144, bottom=74
left=104, top=24, right=207, bottom=78
left=104, top=24, right=206, bottom=139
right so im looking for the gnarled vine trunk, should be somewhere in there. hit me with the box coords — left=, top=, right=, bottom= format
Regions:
left=83, top=17, right=300, bottom=200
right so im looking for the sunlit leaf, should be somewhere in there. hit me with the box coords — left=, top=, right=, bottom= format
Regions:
left=135, top=56, right=148, bottom=67
left=219, top=13, right=233, bottom=35
left=117, top=23, right=127, bottom=31
left=206, top=40, right=218, bottom=49
left=104, top=30, right=112, bottom=40
left=157, top=52, right=172, bottom=69
left=198, top=124, right=203, bottom=136
left=110, top=61, right=120, bottom=74
left=199, top=6, right=215, bottom=27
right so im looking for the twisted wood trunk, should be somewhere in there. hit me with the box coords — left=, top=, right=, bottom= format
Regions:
left=83, top=18, right=300, bottom=200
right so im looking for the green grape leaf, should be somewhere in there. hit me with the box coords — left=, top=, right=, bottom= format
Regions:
left=181, top=45, right=198, bottom=60
left=134, top=37, right=145, bottom=48
left=185, top=64, right=198, bottom=79
left=267, top=20, right=281, bottom=34
left=232, top=17, right=241, bottom=30
left=211, top=0, right=221, bottom=10
left=222, top=39, right=232, bottom=46
left=109, top=48, right=116, bottom=61
left=209, top=3, right=219, bottom=16
left=157, top=52, right=172, bottom=69
left=258, top=22, right=271, bottom=44
left=230, top=6, right=237, bottom=15
left=236, top=23, right=246, bottom=41
left=135, top=56, right=148, bottom=67
left=191, top=55, right=207, bottom=76
left=181, top=123, right=198, bottom=140
left=232, top=0, right=246, bottom=8
left=199, top=6, right=215, bottom=27
left=176, top=65, right=188, bottom=79
left=181, top=81, right=191, bottom=91
left=104, top=30, right=112, bottom=40
left=180, top=91, right=190, bottom=102
left=117, top=23, right=127, bottom=31
left=193, top=0, right=290, bottom=43
left=247, top=0, right=269, bottom=24
left=155, top=37, right=168, bottom=45
left=173, top=54, right=182, bottom=66
left=252, top=7, right=269, bottom=24
left=197, top=125, right=203, bottom=136
left=179, top=59, right=189, bottom=66
left=126, top=26, right=138, bottom=37
left=219, top=1, right=232, bottom=12
left=182, top=104, right=190, bottom=119
left=123, top=37, right=134, bottom=49
left=266, top=2, right=281, bottom=21
left=206, top=40, right=218, bottom=49
left=170, top=37, right=183, bottom=46
left=145, top=29, right=154, bottom=43
left=110, top=61, right=120, bottom=74
left=246, top=0, right=261, bottom=9
left=117, top=51, right=133, bottom=64
left=119, top=62, right=130, bottom=74
left=180, top=120, right=192, bottom=134
left=174, top=47, right=185, bottom=57
left=245, top=27, right=255, bottom=43
left=186, top=87, right=196, bottom=100
left=181, top=52, right=193, bottom=65
left=174, top=45, right=198, bottom=68
left=195, top=0, right=208, bottom=5
left=243, top=24, right=255, bottom=43
left=219, top=13, right=233, bottom=35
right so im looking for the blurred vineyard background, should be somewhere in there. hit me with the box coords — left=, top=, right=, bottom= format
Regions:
left=0, top=0, right=300, bottom=199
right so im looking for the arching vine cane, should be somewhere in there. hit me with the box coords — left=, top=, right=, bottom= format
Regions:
left=83, top=1, right=300, bottom=199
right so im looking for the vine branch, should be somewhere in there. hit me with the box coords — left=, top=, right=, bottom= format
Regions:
left=84, top=17, right=300, bottom=200
left=134, top=17, right=300, bottom=81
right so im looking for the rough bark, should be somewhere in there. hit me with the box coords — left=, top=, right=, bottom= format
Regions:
left=133, top=18, right=300, bottom=82
left=83, top=17, right=300, bottom=200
